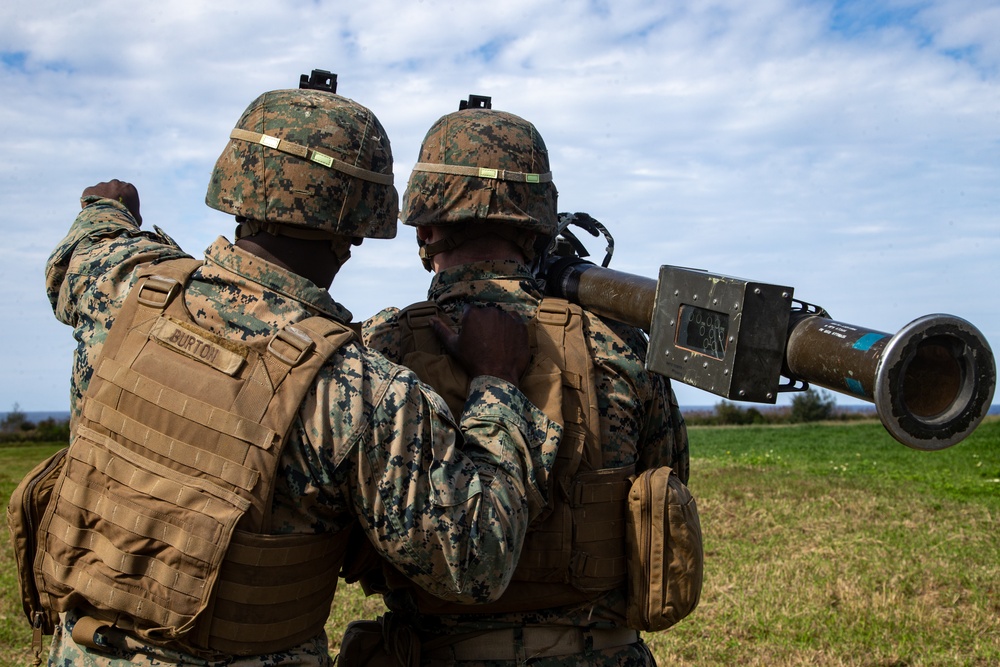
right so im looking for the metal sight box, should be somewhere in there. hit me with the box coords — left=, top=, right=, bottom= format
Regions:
left=646, top=266, right=794, bottom=403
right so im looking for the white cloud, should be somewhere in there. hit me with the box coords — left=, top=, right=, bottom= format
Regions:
left=1, top=0, right=997, bottom=414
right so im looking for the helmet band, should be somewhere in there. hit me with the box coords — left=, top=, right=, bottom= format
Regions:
left=411, top=162, right=552, bottom=184
left=229, top=128, right=394, bottom=186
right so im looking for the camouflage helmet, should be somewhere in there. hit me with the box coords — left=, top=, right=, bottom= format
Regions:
left=400, top=101, right=557, bottom=237
left=206, top=81, right=398, bottom=239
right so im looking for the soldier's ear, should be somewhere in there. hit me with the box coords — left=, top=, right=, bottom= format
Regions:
left=415, top=226, right=435, bottom=243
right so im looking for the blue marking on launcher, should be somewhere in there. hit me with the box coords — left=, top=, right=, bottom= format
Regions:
left=853, top=333, right=886, bottom=351
left=845, top=378, right=867, bottom=397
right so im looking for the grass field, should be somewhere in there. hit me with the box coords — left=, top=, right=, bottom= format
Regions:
left=2, top=418, right=997, bottom=666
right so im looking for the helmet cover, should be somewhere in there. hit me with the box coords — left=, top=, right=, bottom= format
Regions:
left=206, top=88, right=398, bottom=239
left=401, top=108, right=557, bottom=236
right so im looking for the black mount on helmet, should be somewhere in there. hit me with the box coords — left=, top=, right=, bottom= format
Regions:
left=459, top=94, right=492, bottom=110
left=299, top=69, right=338, bottom=94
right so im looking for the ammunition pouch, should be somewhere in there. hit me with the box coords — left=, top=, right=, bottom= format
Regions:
left=625, top=465, right=703, bottom=631
left=6, top=447, right=68, bottom=664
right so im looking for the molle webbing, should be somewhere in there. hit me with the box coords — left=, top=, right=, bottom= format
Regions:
left=193, top=528, right=349, bottom=654
left=36, top=258, right=355, bottom=657
left=396, top=298, right=631, bottom=613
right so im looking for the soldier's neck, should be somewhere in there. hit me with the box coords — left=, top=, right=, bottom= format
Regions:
left=236, top=233, right=349, bottom=289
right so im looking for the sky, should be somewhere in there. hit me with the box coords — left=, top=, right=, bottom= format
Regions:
left=1, top=0, right=997, bottom=413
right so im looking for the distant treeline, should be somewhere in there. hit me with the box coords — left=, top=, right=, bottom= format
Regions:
left=0, top=404, right=70, bottom=444
left=1, top=389, right=866, bottom=443
left=683, top=388, right=874, bottom=426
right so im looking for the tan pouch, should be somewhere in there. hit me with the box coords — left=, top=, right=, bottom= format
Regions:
left=6, top=447, right=67, bottom=636
left=625, top=466, right=704, bottom=631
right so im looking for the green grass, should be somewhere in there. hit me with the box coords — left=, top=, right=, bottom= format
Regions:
left=2, top=420, right=998, bottom=666
left=645, top=418, right=1000, bottom=666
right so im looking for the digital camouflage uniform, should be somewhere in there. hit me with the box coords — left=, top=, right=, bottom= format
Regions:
left=42, top=194, right=559, bottom=665
left=358, top=102, right=690, bottom=666
left=363, top=261, right=689, bottom=667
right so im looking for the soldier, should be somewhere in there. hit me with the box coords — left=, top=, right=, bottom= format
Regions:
left=38, top=79, right=560, bottom=665
left=361, top=100, right=690, bottom=666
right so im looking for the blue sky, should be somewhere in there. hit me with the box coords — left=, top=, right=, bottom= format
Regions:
left=1, top=0, right=997, bottom=411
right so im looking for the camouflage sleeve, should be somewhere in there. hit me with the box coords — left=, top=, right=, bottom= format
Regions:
left=361, top=306, right=403, bottom=361
left=354, top=364, right=560, bottom=604
left=640, top=374, right=691, bottom=484
left=601, top=317, right=690, bottom=483
left=45, top=195, right=191, bottom=418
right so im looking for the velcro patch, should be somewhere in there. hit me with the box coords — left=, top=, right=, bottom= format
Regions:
left=149, top=317, right=246, bottom=376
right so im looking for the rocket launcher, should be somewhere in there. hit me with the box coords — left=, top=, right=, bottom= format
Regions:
left=538, top=213, right=996, bottom=451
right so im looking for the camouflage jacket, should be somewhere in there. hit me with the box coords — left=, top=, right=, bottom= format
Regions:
left=42, top=198, right=560, bottom=666
left=363, top=259, right=690, bottom=665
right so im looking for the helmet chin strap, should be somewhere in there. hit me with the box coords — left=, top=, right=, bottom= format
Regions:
left=416, top=235, right=461, bottom=272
